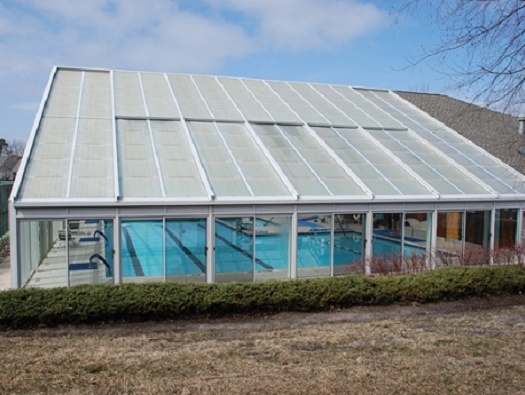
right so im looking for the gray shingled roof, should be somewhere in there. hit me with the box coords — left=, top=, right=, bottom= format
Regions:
left=397, top=91, right=525, bottom=175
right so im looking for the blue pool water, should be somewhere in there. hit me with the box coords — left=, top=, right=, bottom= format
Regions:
left=121, top=220, right=426, bottom=278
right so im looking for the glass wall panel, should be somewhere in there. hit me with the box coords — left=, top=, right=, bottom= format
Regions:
left=403, top=213, right=430, bottom=272
left=297, top=214, right=331, bottom=278
left=121, top=220, right=163, bottom=283
left=464, top=211, right=491, bottom=265
left=436, top=212, right=463, bottom=267
left=494, top=209, right=518, bottom=264
left=166, top=219, right=207, bottom=283
left=372, top=213, right=402, bottom=274
left=254, top=216, right=291, bottom=281
left=214, top=217, right=253, bottom=282
left=19, top=220, right=65, bottom=288
left=68, top=220, right=114, bottom=286
left=333, top=214, right=365, bottom=275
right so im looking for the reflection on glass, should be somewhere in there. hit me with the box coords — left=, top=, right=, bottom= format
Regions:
left=254, top=216, right=290, bottom=281
left=372, top=213, right=402, bottom=274
left=437, top=212, right=463, bottom=267
left=297, top=214, right=331, bottom=278
left=121, top=220, right=163, bottom=282
left=68, top=219, right=114, bottom=286
left=215, top=217, right=253, bottom=282
left=464, top=211, right=491, bottom=265
left=166, top=219, right=207, bottom=283
left=19, top=220, right=66, bottom=288
left=333, top=214, right=365, bottom=275
left=403, top=213, right=429, bottom=272
left=495, top=209, right=518, bottom=248
left=494, top=209, right=518, bottom=264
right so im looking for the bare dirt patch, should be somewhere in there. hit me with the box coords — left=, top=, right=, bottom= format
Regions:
left=1, top=294, right=525, bottom=394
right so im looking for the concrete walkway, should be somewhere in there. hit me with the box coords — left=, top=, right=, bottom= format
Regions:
left=0, top=255, right=10, bottom=290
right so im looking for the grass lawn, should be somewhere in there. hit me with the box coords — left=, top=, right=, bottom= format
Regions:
left=1, top=295, right=525, bottom=394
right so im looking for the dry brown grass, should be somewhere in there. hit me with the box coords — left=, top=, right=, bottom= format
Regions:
left=1, top=296, right=525, bottom=395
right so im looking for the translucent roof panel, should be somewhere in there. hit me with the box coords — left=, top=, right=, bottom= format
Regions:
left=242, top=79, right=301, bottom=123
left=213, top=123, right=291, bottom=197
left=191, top=76, right=243, bottom=121
left=313, top=127, right=431, bottom=196
left=310, top=84, right=380, bottom=128
left=368, top=91, right=445, bottom=132
left=368, top=129, right=490, bottom=195
left=277, top=125, right=366, bottom=196
left=19, top=117, right=75, bottom=198
left=140, top=73, right=180, bottom=118
left=17, top=67, right=525, bottom=204
left=366, top=91, right=525, bottom=195
left=117, top=120, right=163, bottom=198
left=43, top=69, right=82, bottom=118
left=341, top=88, right=405, bottom=129
left=167, top=75, right=212, bottom=120
left=251, top=124, right=332, bottom=196
left=218, top=77, right=274, bottom=122
left=286, top=82, right=357, bottom=127
left=150, top=121, right=208, bottom=198
left=69, top=118, right=114, bottom=198
left=80, top=71, right=111, bottom=119
left=265, top=81, right=328, bottom=125
left=188, top=122, right=252, bottom=197
left=424, top=132, right=525, bottom=194
left=114, top=71, right=147, bottom=118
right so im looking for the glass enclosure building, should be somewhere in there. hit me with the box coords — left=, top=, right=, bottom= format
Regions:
left=10, top=66, right=525, bottom=288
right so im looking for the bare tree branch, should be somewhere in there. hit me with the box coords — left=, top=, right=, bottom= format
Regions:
left=395, top=0, right=525, bottom=113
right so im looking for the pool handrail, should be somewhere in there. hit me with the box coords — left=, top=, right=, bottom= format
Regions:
left=89, top=253, right=112, bottom=276
left=93, top=230, right=109, bottom=246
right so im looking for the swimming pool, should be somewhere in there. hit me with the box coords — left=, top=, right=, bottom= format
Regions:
left=121, top=220, right=427, bottom=279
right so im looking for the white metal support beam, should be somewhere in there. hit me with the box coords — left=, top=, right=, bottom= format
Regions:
left=66, top=71, right=85, bottom=198
left=138, top=73, right=167, bottom=198
left=365, top=210, right=373, bottom=275
left=9, top=201, right=19, bottom=288
left=430, top=209, right=438, bottom=269
left=490, top=207, right=496, bottom=265
left=109, top=70, right=121, bottom=200
left=206, top=208, right=215, bottom=283
left=162, top=218, right=166, bottom=282
left=65, top=220, right=70, bottom=288
left=113, top=215, right=121, bottom=284
left=290, top=207, right=298, bottom=279
left=517, top=208, right=523, bottom=248
left=330, top=213, right=335, bottom=277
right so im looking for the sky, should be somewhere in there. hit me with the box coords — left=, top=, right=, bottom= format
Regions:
left=0, top=0, right=453, bottom=143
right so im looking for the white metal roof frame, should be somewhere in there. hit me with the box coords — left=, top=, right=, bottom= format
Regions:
left=12, top=66, right=525, bottom=209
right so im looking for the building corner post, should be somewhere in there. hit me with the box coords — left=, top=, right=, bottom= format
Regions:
left=9, top=200, right=18, bottom=289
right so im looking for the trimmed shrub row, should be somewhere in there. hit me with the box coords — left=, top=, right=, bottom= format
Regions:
left=1, top=266, right=525, bottom=329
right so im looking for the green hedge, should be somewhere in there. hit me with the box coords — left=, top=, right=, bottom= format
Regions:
left=1, top=266, right=525, bottom=329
